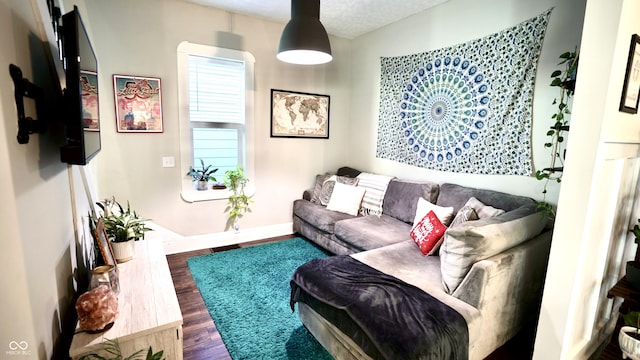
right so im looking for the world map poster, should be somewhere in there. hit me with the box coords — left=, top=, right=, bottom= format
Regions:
left=271, top=89, right=330, bottom=138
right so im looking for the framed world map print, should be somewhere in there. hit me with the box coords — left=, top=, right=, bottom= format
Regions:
left=270, top=89, right=330, bottom=138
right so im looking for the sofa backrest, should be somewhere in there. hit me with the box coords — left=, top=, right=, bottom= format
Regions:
left=436, top=183, right=536, bottom=214
left=383, top=179, right=439, bottom=224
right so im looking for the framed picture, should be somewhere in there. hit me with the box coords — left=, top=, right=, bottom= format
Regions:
left=113, top=74, right=163, bottom=132
left=94, top=218, right=117, bottom=271
left=620, top=34, right=640, bottom=114
left=270, top=89, right=330, bottom=138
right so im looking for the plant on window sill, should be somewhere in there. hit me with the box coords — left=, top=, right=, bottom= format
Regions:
left=535, top=49, right=578, bottom=219
left=187, top=159, right=221, bottom=191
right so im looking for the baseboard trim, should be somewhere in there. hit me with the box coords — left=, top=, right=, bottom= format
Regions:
left=153, top=222, right=294, bottom=255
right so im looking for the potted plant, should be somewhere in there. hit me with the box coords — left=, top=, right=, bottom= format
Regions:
left=620, top=311, right=640, bottom=359
left=535, top=49, right=579, bottom=219
left=97, top=197, right=152, bottom=263
left=187, top=159, right=219, bottom=191
left=223, top=166, right=253, bottom=232
left=627, top=219, right=640, bottom=290
left=78, top=338, right=164, bottom=360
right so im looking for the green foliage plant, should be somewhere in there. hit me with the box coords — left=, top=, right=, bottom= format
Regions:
left=97, top=197, right=152, bottom=243
left=187, top=159, right=218, bottom=182
left=78, top=338, right=164, bottom=360
left=535, top=49, right=579, bottom=219
left=223, top=166, right=253, bottom=230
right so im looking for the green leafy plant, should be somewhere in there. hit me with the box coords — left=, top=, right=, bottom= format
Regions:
left=187, top=159, right=218, bottom=182
left=78, top=338, right=164, bottom=360
left=223, top=166, right=253, bottom=230
left=97, top=197, right=152, bottom=243
left=535, top=49, right=579, bottom=218
left=632, top=218, right=640, bottom=261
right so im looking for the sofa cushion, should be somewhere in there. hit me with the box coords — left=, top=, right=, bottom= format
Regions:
left=334, top=215, right=412, bottom=251
left=382, top=179, right=439, bottom=223
left=439, top=205, right=546, bottom=294
left=437, top=183, right=536, bottom=214
left=413, top=197, right=455, bottom=226
left=449, top=206, right=479, bottom=228
left=310, top=173, right=332, bottom=204
left=293, top=199, right=356, bottom=234
left=410, top=210, right=448, bottom=255
left=326, top=183, right=366, bottom=216
left=464, top=197, right=505, bottom=219
left=318, top=175, right=359, bottom=206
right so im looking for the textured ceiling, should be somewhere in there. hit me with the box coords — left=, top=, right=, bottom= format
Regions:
left=181, top=0, right=450, bottom=39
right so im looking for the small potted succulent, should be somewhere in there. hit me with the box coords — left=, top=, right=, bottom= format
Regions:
left=187, top=159, right=219, bottom=191
left=97, top=197, right=152, bottom=263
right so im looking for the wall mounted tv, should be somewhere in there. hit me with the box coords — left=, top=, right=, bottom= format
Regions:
left=60, top=6, right=100, bottom=165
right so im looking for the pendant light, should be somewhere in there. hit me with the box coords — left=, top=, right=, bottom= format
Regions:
left=277, top=0, right=332, bottom=65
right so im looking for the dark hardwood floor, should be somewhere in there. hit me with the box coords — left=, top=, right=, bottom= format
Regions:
left=166, top=235, right=536, bottom=360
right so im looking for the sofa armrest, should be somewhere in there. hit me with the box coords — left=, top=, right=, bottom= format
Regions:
left=452, top=229, right=552, bottom=358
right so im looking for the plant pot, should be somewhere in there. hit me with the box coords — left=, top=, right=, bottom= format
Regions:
left=627, top=261, right=640, bottom=291
left=110, top=240, right=135, bottom=263
left=196, top=180, right=208, bottom=191
left=620, top=326, right=640, bottom=360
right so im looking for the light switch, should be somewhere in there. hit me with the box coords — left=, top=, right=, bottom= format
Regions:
left=162, top=156, right=175, bottom=168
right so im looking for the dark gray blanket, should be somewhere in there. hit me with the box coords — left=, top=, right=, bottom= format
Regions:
left=290, top=256, right=468, bottom=360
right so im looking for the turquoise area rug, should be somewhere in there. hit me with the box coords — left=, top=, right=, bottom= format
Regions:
left=187, top=237, right=333, bottom=359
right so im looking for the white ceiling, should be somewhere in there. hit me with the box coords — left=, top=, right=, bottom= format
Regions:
left=181, top=0, right=450, bottom=39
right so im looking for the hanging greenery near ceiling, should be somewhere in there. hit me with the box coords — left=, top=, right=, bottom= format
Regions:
left=535, top=49, right=579, bottom=218
left=375, top=9, right=552, bottom=175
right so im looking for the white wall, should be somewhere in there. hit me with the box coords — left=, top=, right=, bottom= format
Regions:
left=348, top=0, right=585, bottom=204
left=82, top=0, right=352, bottom=236
left=1, top=0, right=96, bottom=358
left=535, top=0, right=640, bottom=358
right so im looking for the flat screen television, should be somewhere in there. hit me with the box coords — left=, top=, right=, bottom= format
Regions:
left=60, top=6, right=100, bottom=165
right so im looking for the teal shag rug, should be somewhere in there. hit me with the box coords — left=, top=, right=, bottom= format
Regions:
left=187, top=237, right=333, bottom=360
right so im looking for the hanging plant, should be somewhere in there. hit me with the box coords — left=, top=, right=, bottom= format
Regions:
left=535, top=49, right=579, bottom=218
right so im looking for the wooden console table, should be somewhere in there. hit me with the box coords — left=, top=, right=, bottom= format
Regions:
left=69, top=239, right=183, bottom=359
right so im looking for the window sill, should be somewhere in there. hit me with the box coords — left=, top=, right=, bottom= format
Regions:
left=181, top=187, right=231, bottom=203
left=181, top=184, right=256, bottom=203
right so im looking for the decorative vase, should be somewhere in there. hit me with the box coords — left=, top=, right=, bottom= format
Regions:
left=619, top=326, right=640, bottom=360
left=111, top=240, right=135, bottom=263
left=197, top=180, right=208, bottom=191
left=627, top=261, right=640, bottom=291
left=90, top=265, right=120, bottom=295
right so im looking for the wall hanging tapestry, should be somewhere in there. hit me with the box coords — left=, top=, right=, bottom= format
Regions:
left=376, top=9, right=551, bottom=175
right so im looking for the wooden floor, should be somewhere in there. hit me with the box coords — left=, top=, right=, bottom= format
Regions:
left=167, top=235, right=537, bottom=360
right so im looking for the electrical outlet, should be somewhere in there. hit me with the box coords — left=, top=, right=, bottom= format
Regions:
left=162, top=156, right=175, bottom=168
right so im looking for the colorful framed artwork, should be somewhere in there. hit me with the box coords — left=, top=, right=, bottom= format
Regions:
left=270, top=89, right=330, bottom=138
left=113, top=74, right=163, bottom=132
left=620, top=34, right=640, bottom=114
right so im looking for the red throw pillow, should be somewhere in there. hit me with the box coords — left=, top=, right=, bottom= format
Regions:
left=410, top=210, right=448, bottom=255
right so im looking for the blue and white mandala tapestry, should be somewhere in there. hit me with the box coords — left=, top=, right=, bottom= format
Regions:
left=376, top=9, right=551, bottom=175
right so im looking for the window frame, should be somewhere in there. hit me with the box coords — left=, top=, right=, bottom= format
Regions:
left=177, top=41, right=255, bottom=202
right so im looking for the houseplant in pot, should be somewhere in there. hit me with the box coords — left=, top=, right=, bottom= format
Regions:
left=620, top=311, right=640, bottom=360
left=627, top=219, right=640, bottom=290
left=98, top=197, right=152, bottom=263
left=187, top=159, right=219, bottom=191
left=223, top=166, right=253, bottom=232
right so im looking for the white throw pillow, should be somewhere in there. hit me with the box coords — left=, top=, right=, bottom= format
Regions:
left=326, top=182, right=367, bottom=216
left=413, top=197, right=455, bottom=226
left=464, top=197, right=506, bottom=219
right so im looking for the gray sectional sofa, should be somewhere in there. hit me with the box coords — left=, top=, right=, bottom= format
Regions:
left=291, top=167, right=552, bottom=360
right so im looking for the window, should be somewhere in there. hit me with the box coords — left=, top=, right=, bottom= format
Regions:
left=177, top=42, right=255, bottom=202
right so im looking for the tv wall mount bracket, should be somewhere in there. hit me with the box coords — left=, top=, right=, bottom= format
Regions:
left=9, top=64, right=47, bottom=144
